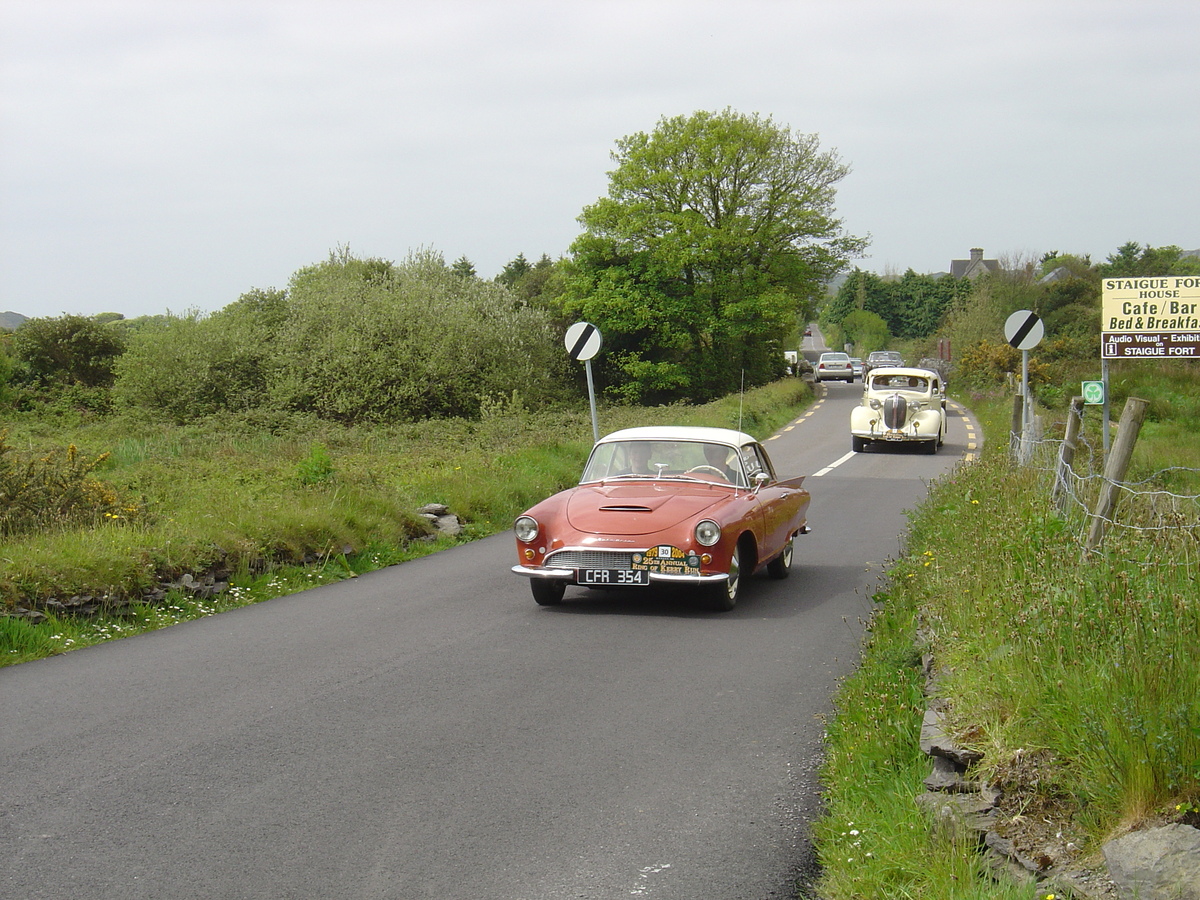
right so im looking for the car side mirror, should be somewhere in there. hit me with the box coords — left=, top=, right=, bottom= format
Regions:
left=753, top=472, right=770, bottom=492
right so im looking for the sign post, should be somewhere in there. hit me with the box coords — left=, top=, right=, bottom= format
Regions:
left=1004, top=310, right=1044, bottom=462
left=564, top=321, right=603, bottom=443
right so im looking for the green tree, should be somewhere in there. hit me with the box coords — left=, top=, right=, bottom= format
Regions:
left=112, top=306, right=277, bottom=423
left=496, top=253, right=532, bottom=288
left=512, top=254, right=567, bottom=309
left=0, top=339, right=14, bottom=409
left=114, top=250, right=569, bottom=424
left=826, top=268, right=969, bottom=340
left=1037, top=276, right=1101, bottom=341
left=1038, top=251, right=1093, bottom=280
left=11, top=314, right=127, bottom=387
left=840, top=309, right=890, bottom=354
left=1096, top=242, right=1200, bottom=277
left=563, top=108, right=866, bottom=403
left=269, top=248, right=566, bottom=422
left=451, top=256, right=477, bottom=279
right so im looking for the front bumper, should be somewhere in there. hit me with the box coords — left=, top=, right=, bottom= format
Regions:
left=511, top=565, right=729, bottom=585
left=851, top=428, right=933, bottom=442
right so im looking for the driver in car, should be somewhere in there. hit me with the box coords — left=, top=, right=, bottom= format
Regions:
left=702, top=444, right=739, bottom=482
left=624, top=442, right=655, bottom=475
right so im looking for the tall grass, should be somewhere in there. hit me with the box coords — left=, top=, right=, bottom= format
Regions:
left=813, top=364, right=1200, bottom=898
left=1, top=378, right=811, bottom=661
left=911, top=452, right=1200, bottom=825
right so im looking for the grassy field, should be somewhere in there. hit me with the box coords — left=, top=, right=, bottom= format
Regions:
left=1, top=378, right=812, bottom=664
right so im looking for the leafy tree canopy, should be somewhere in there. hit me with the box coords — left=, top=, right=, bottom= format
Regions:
left=10, top=314, right=126, bottom=388
left=496, top=253, right=532, bottom=288
left=840, top=309, right=890, bottom=354
left=562, top=108, right=866, bottom=403
left=451, top=256, right=477, bottom=279
left=1095, top=242, right=1200, bottom=278
left=825, top=268, right=970, bottom=342
left=114, top=248, right=567, bottom=424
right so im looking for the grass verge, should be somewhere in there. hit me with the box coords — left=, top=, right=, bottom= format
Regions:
left=810, top=383, right=1200, bottom=898
left=1, top=378, right=812, bottom=664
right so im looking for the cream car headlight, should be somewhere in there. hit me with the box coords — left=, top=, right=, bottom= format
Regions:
left=514, top=516, right=540, bottom=543
left=695, top=519, right=722, bottom=547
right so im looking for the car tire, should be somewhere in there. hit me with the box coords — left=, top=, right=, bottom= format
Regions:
left=703, top=545, right=741, bottom=612
left=767, top=536, right=794, bottom=579
left=925, top=438, right=938, bottom=455
left=851, top=435, right=867, bottom=453
left=530, top=579, right=566, bottom=606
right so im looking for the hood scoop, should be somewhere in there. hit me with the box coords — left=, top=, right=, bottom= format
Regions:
left=598, top=504, right=654, bottom=513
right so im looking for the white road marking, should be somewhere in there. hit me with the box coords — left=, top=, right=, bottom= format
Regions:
left=812, top=451, right=856, bottom=477
left=630, top=862, right=672, bottom=895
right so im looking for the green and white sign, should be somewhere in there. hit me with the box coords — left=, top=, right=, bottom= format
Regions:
left=1082, top=380, right=1105, bottom=405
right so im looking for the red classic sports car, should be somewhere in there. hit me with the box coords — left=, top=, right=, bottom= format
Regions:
left=512, top=426, right=811, bottom=611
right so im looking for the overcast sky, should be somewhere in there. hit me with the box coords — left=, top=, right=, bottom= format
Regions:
left=2, top=0, right=1197, bottom=320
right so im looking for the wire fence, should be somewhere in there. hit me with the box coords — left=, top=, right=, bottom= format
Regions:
left=1014, top=400, right=1200, bottom=552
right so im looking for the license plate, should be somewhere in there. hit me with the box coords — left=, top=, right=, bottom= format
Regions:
left=579, top=568, right=650, bottom=586
left=884, top=433, right=906, bottom=441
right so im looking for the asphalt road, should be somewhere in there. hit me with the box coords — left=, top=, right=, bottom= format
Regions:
left=1, top=358, right=980, bottom=900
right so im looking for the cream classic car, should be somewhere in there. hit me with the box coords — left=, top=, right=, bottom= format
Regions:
left=850, top=367, right=947, bottom=453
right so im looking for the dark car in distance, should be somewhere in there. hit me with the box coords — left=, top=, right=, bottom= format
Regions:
left=863, top=350, right=904, bottom=376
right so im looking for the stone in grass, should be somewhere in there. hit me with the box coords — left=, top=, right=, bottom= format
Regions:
left=1103, top=824, right=1200, bottom=900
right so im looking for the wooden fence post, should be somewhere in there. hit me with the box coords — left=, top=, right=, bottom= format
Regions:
left=1084, top=397, right=1148, bottom=554
left=1054, top=396, right=1084, bottom=513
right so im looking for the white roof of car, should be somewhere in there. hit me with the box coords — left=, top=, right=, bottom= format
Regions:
left=597, top=426, right=756, bottom=447
left=867, top=366, right=941, bottom=379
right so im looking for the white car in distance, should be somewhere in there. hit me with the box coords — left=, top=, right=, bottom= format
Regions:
left=816, top=352, right=855, bottom=383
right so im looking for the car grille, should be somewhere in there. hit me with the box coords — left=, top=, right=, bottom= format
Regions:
left=882, top=394, right=909, bottom=430
left=545, top=549, right=637, bottom=569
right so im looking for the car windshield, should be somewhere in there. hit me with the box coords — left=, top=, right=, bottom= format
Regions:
left=872, top=374, right=928, bottom=391
left=581, top=440, right=748, bottom=487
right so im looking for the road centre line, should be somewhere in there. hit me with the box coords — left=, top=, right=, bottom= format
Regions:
left=769, top=405, right=820, bottom=440
left=812, top=451, right=856, bottom=477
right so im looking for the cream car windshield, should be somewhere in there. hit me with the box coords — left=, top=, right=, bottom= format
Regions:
left=582, top=440, right=747, bottom=487
left=871, top=374, right=929, bottom=392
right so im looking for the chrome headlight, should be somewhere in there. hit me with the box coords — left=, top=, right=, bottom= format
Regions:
left=869, top=398, right=882, bottom=410
left=514, top=516, right=539, bottom=543
left=694, top=519, right=722, bottom=547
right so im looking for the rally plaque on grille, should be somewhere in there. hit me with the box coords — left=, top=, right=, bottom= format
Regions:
left=631, top=545, right=702, bottom=576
